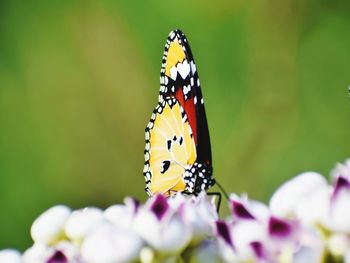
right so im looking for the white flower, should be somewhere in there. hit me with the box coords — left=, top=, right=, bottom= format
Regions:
left=220, top=193, right=305, bottom=262
left=222, top=195, right=273, bottom=261
left=22, top=242, right=81, bottom=263
left=327, top=179, right=350, bottom=233
left=215, top=220, right=239, bottom=262
left=269, top=172, right=328, bottom=219
left=22, top=243, right=52, bottom=263
left=134, top=194, right=192, bottom=254
left=31, top=205, right=71, bottom=245
left=232, top=220, right=266, bottom=261
left=187, top=193, right=218, bottom=242
left=81, top=223, right=143, bottom=263
left=288, top=226, right=325, bottom=263
left=64, top=207, right=104, bottom=244
left=331, top=159, right=350, bottom=181
left=294, top=186, right=331, bottom=226
left=229, top=193, right=270, bottom=222
left=0, top=249, right=22, bottom=263
left=169, top=193, right=217, bottom=243
left=104, top=197, right=139, bottom=230
left=8, top=157, right=350, bottom=263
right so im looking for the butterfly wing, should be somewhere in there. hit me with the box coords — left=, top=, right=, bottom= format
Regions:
left=144, top=29, right=215, bottom=196
left=144, top=98, right=197, bottom=196
left=159, top=29, right=212, bottom=168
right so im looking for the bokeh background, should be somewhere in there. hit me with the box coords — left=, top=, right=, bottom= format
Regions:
left=1, top=0, right=350, bottom=250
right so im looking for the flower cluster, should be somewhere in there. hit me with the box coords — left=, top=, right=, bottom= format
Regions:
left=2, top=159, right=350, bottom=263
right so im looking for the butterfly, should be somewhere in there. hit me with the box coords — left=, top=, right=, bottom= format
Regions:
left=143, top=29, right=215, bottom=197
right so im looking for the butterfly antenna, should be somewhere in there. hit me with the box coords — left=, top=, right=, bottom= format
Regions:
left=215, top=180, right=229, bottom=200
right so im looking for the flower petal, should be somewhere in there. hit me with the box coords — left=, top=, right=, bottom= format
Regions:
left=81, top=223, right=143, bottom=263
left=64, top=207, right=104, bottom=244
left=268, top=216, right=293, bottom=239
left=233, top=220, right=266, bottom=261
left=183, top=193, right=218, bottom=243
left=47, top=250, right=67, bottom=263
left=216, top=220, right=233, bottom=248
left=31, top=205, right=71, bottom=245
left=104, top=205, right=134, bottom=229
left=230, top=200, right=255, bottom=220
left=295, top=186, right=331, bottom=225
left=250, top=241, right=265, bottom=259
left=269, top=172, right=327, bottom=218
left=150, top=194, right=169, bottom=221
left=22, top=243, right=53, bottom=263
left=333, top=176, right=350, bottom=199
left=329, top=188, right=350, bottom=233
left=331, top=159, right=350, bottom=181
left=0, top=249, right=22, bottom=263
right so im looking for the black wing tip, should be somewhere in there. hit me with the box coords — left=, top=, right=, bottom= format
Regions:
left=167, top=29, right=187, bottom=41
left=169, top=28, right=184, bottom=35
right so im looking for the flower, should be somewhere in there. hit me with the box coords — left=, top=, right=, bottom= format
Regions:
left=326, top=175, right=350, bottom=233
left=103, top=197, right=139, bottom=230
left=30, top=205, right=71, bottom=245
left=22, top=242, right=82, bottom=263
left=331, top=158, right=350, bottom=181
left=64, top=207, right=104, bottom=245
left=81, top=223, right=143, bottom=263
left=4, top=158, right=350, bottom=262
left=229, top=193, right=270, bottom=222
left=170, top=192, right=218, bottom=243
left=0, top=249, right=22, bottom=263
left=269, top=172, right=328, bottom=219
left=133, top=194, right=192, bottom=254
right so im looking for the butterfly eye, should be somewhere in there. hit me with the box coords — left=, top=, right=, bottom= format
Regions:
left=160, top=161, right=171, bottom=174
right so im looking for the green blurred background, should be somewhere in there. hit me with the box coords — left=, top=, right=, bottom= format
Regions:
left=1, top=0, right=350, bottom=250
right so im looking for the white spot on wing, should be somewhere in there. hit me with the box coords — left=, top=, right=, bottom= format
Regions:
left=177, top=60, right=190, bottom=79
left=190, top=61, right=196, bottom=74
left=183, top=85, right=189, bottom=95
left=143, top=163, right=149, bottom=173
left=170, top=66, right=177, bottom=80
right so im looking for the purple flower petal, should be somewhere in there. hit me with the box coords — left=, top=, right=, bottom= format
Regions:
left=231, top=200, right=255, bottom=220
left=216, top=220, right=234, bottom=248
left=250, top=241, right=265, bottom=259
left=150, top=194, right=169, bottom=221
left=47, top=250, right=67, bottom=263
left=268, top=216, right=292, bottom=239
left=333, top=176, right=350, bottom=199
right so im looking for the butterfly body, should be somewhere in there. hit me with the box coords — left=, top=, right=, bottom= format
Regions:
left=144, top=29, right=215, bottom=197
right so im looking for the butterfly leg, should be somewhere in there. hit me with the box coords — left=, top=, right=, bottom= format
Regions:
left=207, top=192, right=222, bottom=213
